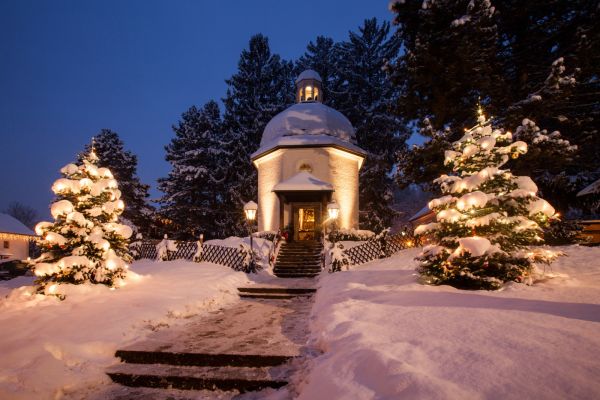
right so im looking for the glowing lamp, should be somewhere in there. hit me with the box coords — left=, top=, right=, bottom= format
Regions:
left=244, top=201, right=258, bottom=221
left=327, top=200, right=340, bottom=220
left=106, top=259, right=116, bottom=270
left=243, top=201, right=258, bottom=273
left=79, top=178, right=93, bottom=188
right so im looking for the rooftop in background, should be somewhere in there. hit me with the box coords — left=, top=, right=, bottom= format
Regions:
left=0, top=213, right=36, bottom=236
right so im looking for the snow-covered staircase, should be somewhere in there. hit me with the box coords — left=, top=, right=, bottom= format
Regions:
left=107, top=351, right=291, bottom=392
left=107, top=282, right=316, bottom=395
left=273, top=240, right=323, bottom=278
left=237, top=287, right=316, bottom=299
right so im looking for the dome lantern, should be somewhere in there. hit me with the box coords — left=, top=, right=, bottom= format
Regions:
left=296, top=69, right=323, bottom=103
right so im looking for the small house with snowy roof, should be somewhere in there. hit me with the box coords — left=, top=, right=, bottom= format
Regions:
left=251, top=70, right=366, bottom=240
left=0, top=213, right=36, bottom=262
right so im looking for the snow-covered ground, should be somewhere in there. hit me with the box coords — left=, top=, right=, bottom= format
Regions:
left=2, top=245, right=599, bottom=400
left=0, top=260, right=249, bottom=400
left=297, top=245, right=600, bottom=399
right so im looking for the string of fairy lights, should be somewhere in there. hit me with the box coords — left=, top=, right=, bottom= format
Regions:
left=0, top=232, right=38, bottom=241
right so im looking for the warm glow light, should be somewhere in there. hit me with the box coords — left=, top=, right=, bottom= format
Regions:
left=327, top=201, right=340, bottom=220
left=106, top=259, right=116, bottom=270
left=305, top=85, right=313, bottom=100
left=327, top=149, right=361, bottom=228
left=0, top=232, right=36, bottom=241
left=79, top=178, right=93, bottom=188
left=244, top=201, right=258, bottom=221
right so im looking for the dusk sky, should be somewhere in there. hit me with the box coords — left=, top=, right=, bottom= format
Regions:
left=0, top=0, right=393, bottom=219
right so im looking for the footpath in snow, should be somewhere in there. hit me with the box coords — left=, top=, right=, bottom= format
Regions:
left=0, top=260, right=248, bottom=400
left=98, top=282, right=316, bottom=399
left=297, top=245, right=600, bottom=399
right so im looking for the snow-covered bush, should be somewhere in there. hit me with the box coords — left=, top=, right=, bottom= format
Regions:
left=156, top=235, right=177, bottom=261
left=329, top=228, right=375, bottom=242
left=416, top=109, right=561, bottom=290
left=253, top=230, right=278, bottom=242
left=32, top=148, right=132, bottom=297
left=328, top=243, right=351, bottom=273
left=543, top=219, right=583, bottom=245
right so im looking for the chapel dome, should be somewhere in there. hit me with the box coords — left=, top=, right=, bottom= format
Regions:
left=260, top=101, right=357, bottom=147
left=295, top=69, right=322, bottom=84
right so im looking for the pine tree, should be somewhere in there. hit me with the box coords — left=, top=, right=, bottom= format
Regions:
left=333, top=19, right=408, bottom=231
left=81, top=130, right=154, bottom=235
left=158, top=101, right=229, bottom=239
left=296, top=36, right=338, bottom=100
left=415, top=107, right=560, bottom=290
left=221, top=34, right=295, bottom=235
left=33, top=148, right=132, bottom=297
left=388, top=0, right=503, bottom=127
left=388, top=0, right=600, bottom=217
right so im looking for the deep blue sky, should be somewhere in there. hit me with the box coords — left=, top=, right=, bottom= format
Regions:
left=0, top=0, right=394, bottom=219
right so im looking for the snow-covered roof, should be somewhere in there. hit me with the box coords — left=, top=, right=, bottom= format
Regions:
left=254, top=102, right=365, bottom=160
left=272, top=171, right=333, bottom=192
left=295, top=69, right=322, bottom=84
left=577, top=178, right=600, bottom=197
left=252, top=133, right=367, bottom=161
left=0, top=213, right=35, bottom=236
left=261, top=102, right=356, bottom=146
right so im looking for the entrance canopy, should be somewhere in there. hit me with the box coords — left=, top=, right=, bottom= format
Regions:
left=272, top=171, right=333, bottom=193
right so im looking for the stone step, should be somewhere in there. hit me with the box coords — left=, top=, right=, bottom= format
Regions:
left=279, top=251, right=321, bottom=255
left=115, top=350, right=293, bottom=368
left=274, top=264, right=321, bottom=268
left=273, top=271, right=321, bottom=276
left=280, top=246, right=322, bottom=250
left=275, top=263, right=321, bottom=268
left=274, top=272, right=319, bottom=278
left=107, top=362, right=288, bottom=393
left=239, top=293, right=311, bottom=300
left=237, top=287, right=317, bottom=294
left=277, top=254, right=321, bottom=261
left=280, top=249, right=321, bottom=253
left=274, top=266, right=321, bottom=271
left=281, top=247, right=322, bottom=251
left=276, top=261, right=321, bottom=266
left=278, top=253, right=321, bottom=258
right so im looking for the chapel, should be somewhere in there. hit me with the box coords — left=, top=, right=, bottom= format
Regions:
left=251, top=70, right=366, bottom=240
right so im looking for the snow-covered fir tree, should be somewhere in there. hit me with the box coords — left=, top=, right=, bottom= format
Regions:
left=296, top=36, right=338, bottom=97
left=81, top=130, right=154, bottom=235
left=388, top=0, right=600, bottom=217
left=33, top=148, right=133, bottom=297
left=332, top=19, right=407, bottom=231
left=221, top=34, right=295, bottom=235
left=415, top=107, right=560, bottom=290
left=158, top=101, right=229, bottom=239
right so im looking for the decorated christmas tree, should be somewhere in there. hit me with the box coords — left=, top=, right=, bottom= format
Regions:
left=33, top=145, right=132, bottom=296
left=415, top=105, right=560, bottom=290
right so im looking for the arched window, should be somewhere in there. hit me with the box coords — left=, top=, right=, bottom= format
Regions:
left=299, top=163, right=313, bottom=173
left=313, top=87, right=319, bottom=101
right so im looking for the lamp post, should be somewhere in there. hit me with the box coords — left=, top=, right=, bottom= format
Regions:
left=327, top=200, right=340, bottom=243
left=244, top=201, right=258, bottom=272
